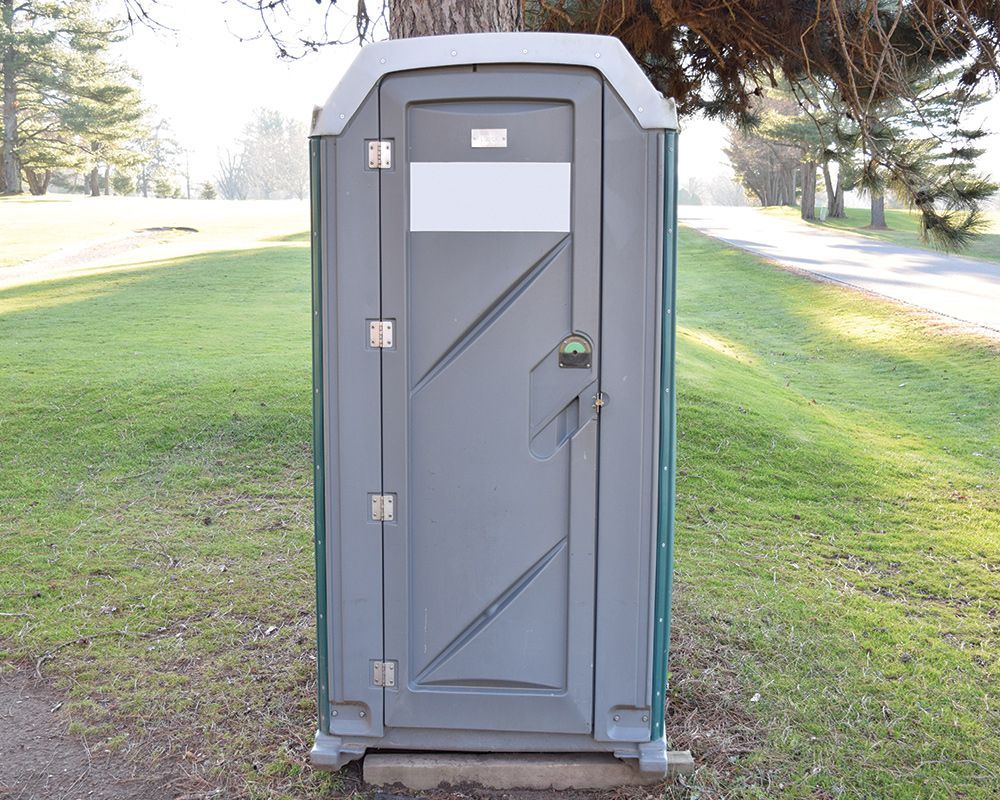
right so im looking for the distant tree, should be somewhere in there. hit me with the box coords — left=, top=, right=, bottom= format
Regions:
left=680, top=177, right=704, bottom=205
left=282, top=117, right=309, bottom=199
left=64, top=73, right=147, bottom=197
left=199, top=181, right=217, bottom=200
left=828, top=66, right=996, bottom=240
left=754, top=91, right=825, bottom=220
left=111, top=170, right=135, bottom=195
left=814, top=91, right=856, bottom=219
left=704, top=175, right=749, bottom=207
left=1, top=0, right=148, bottom=195
left=238, top=108, right=308, bottom=199
left=726, top=127, right=800, bottom=208
left=242, top=108, right=284, bottom=198
left=677, top=188, right=698, bottom=205
left=215, top=148, right=249, bottom=200
left=152, top=176, right=175, bottom=198
left=136, top=118, right=179, bottom=198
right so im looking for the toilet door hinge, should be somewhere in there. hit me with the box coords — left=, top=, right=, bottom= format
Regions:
left=367, top=140, right=392, bottom=169
left=372, top=660, right=396, bottom=687
left=370, top=493, right=395, bottom=522
left=368, top=320, right=394, bottom=348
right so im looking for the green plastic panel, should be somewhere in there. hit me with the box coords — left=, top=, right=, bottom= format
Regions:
left=309, top=138, right=331, bottom=734
left=650, top=130, right=678, bottom=741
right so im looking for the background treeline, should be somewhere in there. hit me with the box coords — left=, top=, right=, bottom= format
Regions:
left=722, top=73, right=997, bottom=239
left=214, top=110, right=308, bottom=201
left=0, top=1, right=306, bottom=200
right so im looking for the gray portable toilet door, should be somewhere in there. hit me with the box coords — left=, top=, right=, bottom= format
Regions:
left=378, top=66, right=604, bottom=735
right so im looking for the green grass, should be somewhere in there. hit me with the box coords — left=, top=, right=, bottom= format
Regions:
left=669, top=229, right=998, bottom=798
left=764, top=205, right=1000, bottom=262
left=1, top=210, right=997, bottom=799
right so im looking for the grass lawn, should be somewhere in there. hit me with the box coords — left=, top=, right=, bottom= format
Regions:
left=1, top=203, right=998, bottom=799
left=765, top=205, right=1000, bottom=263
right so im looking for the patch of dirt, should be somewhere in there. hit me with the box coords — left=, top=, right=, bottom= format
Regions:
left=822, top=552, right=902, bottom=577
left=1, top=227, right=198, bottom=291
left=0, top=672, right=197, bottom=800
left=663, top=593, right=766, bottom=792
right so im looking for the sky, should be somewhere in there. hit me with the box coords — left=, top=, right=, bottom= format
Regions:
left=112, top=0, right=363, bottom=186
left=112, top=1, right=995, bottom=192
left=112, top=0, right=733, bottom=189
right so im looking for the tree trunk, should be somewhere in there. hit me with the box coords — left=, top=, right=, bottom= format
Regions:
left=822, top=162, right=834, bottom=203
left=23, top=167, right=51, bottom=195
left=766, top=174, right=779, bottom=206
left=784, top=168, right=796, bottom=207
left=2, top=0, right=22, bottom=195
left=800, top=160, right=817, bottom=220
left=869, top=192, right=888, bottom=229
left=831, top=182, right=845, bottom=218
left=87, top=167, right=101, bottom=197
left=389, top=0, right=521, bottom=39
left=103, top=164, right=111, bottom=195
left=822, top=162, right=845, bottom=218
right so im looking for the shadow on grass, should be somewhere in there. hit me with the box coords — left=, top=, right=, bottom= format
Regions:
left=810, top=208, right=1000, bottom=262
left=0, top=243, right=309, bottom=318
left=264, top=230, right=310, bottom=243
left=677, top=230, right=999, bottom=457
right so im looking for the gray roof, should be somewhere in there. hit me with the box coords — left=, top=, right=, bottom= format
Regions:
left=312, top=32, right=678, bottom=136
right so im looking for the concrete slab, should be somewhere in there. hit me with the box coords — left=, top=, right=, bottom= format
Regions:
left=363, top=751, right=695, bottom=790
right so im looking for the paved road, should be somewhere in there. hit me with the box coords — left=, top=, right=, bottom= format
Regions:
left=679, top=206, right=1000, bottom=335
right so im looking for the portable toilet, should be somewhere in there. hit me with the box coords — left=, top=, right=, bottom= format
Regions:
left=308, top=31, right=679, bottom=777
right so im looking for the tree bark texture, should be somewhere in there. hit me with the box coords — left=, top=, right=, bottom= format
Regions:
left=784, top=169, right=796, bottom=207
left=389, top=0, right=522, bottom=39
left=822, top=162, right=845, bottom=218
left=88, top=166, right=100, bottom=197
left=869, top=192, right=887, bottom=229
left=800, top=160, right=817, bottom=220
left=755, top=165, right=797, bottom=207
left=831, top=182, right=845, bottom=218
left=23, top=167, right=50, bottom=195
left=2, top=0, right=22, bottom=194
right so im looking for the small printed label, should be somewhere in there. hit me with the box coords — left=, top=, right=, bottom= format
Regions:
left=471, top=128, right=507, bottom=148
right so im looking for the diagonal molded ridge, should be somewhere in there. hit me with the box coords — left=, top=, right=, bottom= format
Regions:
left=410, top=234, right=570, bottom=396
left=413, top=537, right=568, bottom=686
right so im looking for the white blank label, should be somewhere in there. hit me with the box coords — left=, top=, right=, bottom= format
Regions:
left=410, top=162, right=571, bottom=233
left=470, top=128, right=507, bottom=148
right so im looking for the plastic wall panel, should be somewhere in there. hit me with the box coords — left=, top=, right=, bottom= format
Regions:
left=593, top=85, right=664, bottom=742
left=318, top=89, right=385, bottom=737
